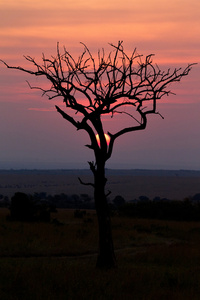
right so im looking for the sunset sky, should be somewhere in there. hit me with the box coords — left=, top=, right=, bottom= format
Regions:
left=0, top=0, right=199, bottom=170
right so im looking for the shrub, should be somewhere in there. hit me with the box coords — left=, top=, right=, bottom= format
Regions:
left=9, top=192, right=51, bottom=222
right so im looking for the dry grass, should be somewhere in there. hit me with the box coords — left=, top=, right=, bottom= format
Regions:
left=1, top=208, right=200, bottom=299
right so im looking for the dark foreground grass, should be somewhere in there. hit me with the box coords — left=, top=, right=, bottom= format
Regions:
left=1, top=208, right=200, bottom=299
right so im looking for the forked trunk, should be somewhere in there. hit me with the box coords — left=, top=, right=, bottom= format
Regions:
left=94, top=161, right=117, bottom=269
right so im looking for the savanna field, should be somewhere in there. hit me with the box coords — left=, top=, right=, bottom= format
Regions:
left=0, top=0, right=200, bottom=298
left=1, top=208, right=200, bottom=300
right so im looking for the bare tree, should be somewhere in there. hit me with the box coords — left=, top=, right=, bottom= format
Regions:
left=1, top=41, right=194, bottom=268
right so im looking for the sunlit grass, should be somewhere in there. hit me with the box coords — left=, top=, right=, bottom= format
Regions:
left=1, top=208, right=200, bottom=299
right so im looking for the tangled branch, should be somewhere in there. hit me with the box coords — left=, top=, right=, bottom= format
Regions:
left=1, top=42, right=196, bottom=161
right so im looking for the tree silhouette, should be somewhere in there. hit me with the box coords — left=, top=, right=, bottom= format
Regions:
left=1, top=41, right=194, bottom=268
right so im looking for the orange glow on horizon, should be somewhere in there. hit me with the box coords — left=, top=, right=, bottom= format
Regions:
left=96, top=133, right=110, bottom=147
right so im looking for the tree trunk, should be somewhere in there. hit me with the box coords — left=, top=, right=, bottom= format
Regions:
left=94, top=161, right=117, bottom=269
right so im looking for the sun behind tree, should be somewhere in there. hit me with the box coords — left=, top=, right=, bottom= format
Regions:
left=1, top=41, right=195, bottom=268
left=96, top=133, right=110, bottom=148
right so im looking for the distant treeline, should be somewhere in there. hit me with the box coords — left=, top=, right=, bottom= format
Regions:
left=114, top=194, right=200, bottom=221
left=118, top=199, right=200, bottom=221
left=0, top=192, right=95, bottom=209
left=2, top=191, right=200, bottom=222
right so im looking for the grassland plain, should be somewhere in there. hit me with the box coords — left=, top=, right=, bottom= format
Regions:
left=1, top=208, right=200, bottom=299
left=1, top=169, right=200, bottom=200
